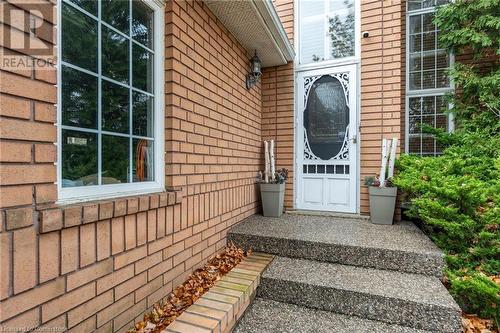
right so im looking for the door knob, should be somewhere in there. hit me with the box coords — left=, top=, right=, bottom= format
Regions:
left=349, top=135, right=357, bottom=144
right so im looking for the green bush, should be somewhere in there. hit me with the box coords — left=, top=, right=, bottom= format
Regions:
left=393, top=0, right=500, bottom=325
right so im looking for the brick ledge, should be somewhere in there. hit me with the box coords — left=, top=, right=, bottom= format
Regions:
left=36, top=190, right=183, bottom=233
left=163, top=253, right=274, bottom=333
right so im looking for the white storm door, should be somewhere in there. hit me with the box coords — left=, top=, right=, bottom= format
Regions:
left=296, top=65, right=358, bottom=213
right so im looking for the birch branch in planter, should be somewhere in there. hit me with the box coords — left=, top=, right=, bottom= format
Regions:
left=270, top=139, right=275, bottom=182
left=388, top=138, right=398, bottom=179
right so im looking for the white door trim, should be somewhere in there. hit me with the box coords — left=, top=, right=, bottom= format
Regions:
left=295, top=64, right=358, bottom=213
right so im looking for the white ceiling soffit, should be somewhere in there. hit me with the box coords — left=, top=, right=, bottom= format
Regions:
left=204, top=0, right=295, bottom=68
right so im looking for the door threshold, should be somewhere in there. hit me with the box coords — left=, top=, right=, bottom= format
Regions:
left=285, top=210, right=369, bottom=221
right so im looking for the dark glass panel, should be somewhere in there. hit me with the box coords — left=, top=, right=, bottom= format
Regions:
left=132, top=44, right=153, bottom=92
left=68, top=0, right=97, bottom=15
left=62, top=3, right=97, bottom=72
left=132, top=92, right=153, bottom=137
left=102, top=26, right=129, bottom=83
left=102, top=0, right=130, bottom=33
left=304, top=75, right=349, bottom=160
left=62, top=130, right=97, bottom=187
left=102, top=80, right=129, bottom=134
left=62, top=66, right=97, bottom=129
left=132, top=1, right=154, bottom=48
left=102, top=135, right=129, bottom=184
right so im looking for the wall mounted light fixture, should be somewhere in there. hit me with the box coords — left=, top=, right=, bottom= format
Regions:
left=246, top=51, right=262, bottom=89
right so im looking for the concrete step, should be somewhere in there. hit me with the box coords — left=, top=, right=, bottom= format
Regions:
left=228, top=214, right=444, bottom=277
left=234, top=298, right=434, bottom=333
left=256, top=256, right=461, bottom=332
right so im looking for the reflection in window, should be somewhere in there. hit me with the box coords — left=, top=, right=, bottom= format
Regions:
left=60, top=0, right=156, bottom=188
left=299, top=0, right=355, bottom=64
left=406, top=2, right=453, bottom=156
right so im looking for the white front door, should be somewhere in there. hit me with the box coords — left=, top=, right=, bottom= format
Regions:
left=296, top=65, right=358, bottom=213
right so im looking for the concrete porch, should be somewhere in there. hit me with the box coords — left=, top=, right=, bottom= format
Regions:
left=228, top=213, right=461, bottom=332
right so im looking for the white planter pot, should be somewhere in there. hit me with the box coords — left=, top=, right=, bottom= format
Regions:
left=260, top=182, right=285, bottom=217
left=368, top=186, right=398, bottom=225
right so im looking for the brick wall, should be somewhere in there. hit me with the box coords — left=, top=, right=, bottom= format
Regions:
left=0, top=0, right=262, bottom=332
left=359, top=0, right=405, bottom=215
left=262, top=0, right=295, bottom=209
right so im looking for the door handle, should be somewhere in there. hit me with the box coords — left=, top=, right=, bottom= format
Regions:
left=349, top=135, right=357, bottom=144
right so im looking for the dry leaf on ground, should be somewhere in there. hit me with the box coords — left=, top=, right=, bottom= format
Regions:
left=129, top=242, right=251, bottom=333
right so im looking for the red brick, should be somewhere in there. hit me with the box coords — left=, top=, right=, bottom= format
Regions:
left=124, top=214, right=136, bottom=250
left=41, top=282, right=95, bottom=322
left=96, top=264, right=134, bottom=294
left=83, top=204, right=98, bottom=223
left=0, top=141, right=32, bottom=162
left=0, top=233, right=11, bottom=300
left=147, top=210, right=157, bottom=242
left=127, top=198, right=139, bottom=214
left=0, top=71, right=56, bottom=103
left=34, top=143, right=56, bottom=163
left=0, top=185, right=32, bottom=208
left=0, top=277, right=65, bottom=321
left=64, top=206, right=82, bottom=227
left=114, top=271, right=147, bottom=300
left=67, top=290, right=113, bottom=328
left=139, top=196, right=150, bottom=211
left=99, top=202, right=114, bottom=220
left=96, top=294, right=134, bottom=327
left=114, top=199, right=127, bottom=216
left=96, top=219, right=111, bottom=261
left=114, top=245, right=147, bottom=269
left=67, top=258, right=113, bottom=291
left=35, top=184, right=56, bottom=204
left=39, top=208, right=62, bottom=232
left=39, top=231, right=60, bottom=283
left=0, top=307, right=40, bottom=331
left=13, top=227, right=37, bottom=293
left=80, top=223, right=96, bottom=267
left=61, top=227, right=79, bottom=274
left=111, top=217, right=125, bottom=255
left=137, top=212, right=147, bottom=245
left=34, top=102, right=56, bottom=123
left=5, top=207, right=34, bottom=230
left=0, top=93, right=31, bottom=119
left=0, top=164, right=56, bottom=185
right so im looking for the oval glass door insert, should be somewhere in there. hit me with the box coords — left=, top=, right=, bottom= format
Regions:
left=304, top=75, right=349, bottom=160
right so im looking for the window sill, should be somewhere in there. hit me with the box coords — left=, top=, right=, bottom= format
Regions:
left=37, top=190, right=182, bottom=233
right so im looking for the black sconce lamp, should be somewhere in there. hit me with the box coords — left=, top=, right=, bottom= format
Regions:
left=246, top=51, right=262, bottom=89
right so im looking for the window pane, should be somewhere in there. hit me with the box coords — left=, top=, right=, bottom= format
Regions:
left=409, top=116, right=420, bottom=134
left=132, top=92, right=153, bottom=137
left=68, top=0, right=97, bottom=15
left=62, top=130, right=97, bottom=187
left=62, top=66, right=97, bottom=129
left=102, top=135, right=129, bottom=184
left=422, top=136, right=436, bottom=155
left=133, top=139, right=154, bottom=182
left=409, top=72, right=422, bottom=90
left=422, top=70, right=436, bottom=89
left=132, top=44, right=153, bottom=92
left=62, top=3, right=97, bottom=72
left=422, top=32, right=436, bottom=51
left=422, top=96, right=436, bottom=114
left=327, top=0, right=355, bottom=59
left=102, top=0, right=130, bottom=33
left=409, top=16, right=421, bottom=34
left=102, top=80, right=129, bottom=134
left=408, top=136, right=421, bottom=154
left=102, top=26, right=129, bottom=83
left=132, top=1, right=154, bottom=48
left=409, top=97, right=422, bottom=116
left=300, top=18, right=325, bottom=63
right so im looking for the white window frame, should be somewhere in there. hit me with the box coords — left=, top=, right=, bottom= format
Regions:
left=405, top=4, right=455, bottom=155
left=56, top=0, right=165, bottom=204
left=294, top=0, right=361, bottom=71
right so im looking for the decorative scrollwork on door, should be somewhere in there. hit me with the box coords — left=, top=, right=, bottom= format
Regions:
left=303, top=73, right=350, bottom=161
